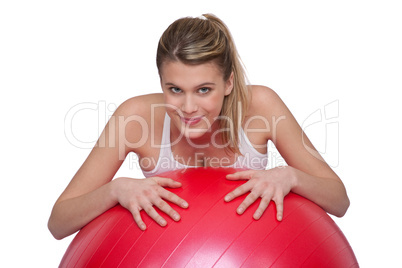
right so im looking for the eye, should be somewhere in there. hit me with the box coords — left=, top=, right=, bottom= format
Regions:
left=198, top=87, right=210, bottom=94
left=169, top=87, right=182, bottom=94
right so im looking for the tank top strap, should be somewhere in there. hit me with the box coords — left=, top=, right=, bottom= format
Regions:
left=159, top=113, right=173, bottom=158
left=141, top=113, right=174, bottom=177
left=231, top=128, right=268, bottom=170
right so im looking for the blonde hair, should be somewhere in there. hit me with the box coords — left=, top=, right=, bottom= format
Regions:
left=156, top=14, right=249, bottom=154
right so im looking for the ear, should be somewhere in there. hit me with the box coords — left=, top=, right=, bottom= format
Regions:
left=224, top=72, right=234, bottom=96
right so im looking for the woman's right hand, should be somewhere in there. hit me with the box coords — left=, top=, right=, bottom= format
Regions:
left=112, top=177, right=188, bottom=230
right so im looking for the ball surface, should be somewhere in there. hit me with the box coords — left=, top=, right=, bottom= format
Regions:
left=60, top=168, right=358, bottom=267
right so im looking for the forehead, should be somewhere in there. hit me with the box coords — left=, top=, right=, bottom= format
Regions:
left=160, top=61, right=224, bottom=86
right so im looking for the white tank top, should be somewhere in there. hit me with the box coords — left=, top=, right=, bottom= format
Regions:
left=141, top=114, right=268, bottom=177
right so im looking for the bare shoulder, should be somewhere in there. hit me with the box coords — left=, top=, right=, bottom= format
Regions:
left=247, top=85, right=286, bottom=117
left=112, top=93, right=166, bottom=156
left=249, top=84, right=278, bottom=98
left=116, top=93, right=165, bottom=118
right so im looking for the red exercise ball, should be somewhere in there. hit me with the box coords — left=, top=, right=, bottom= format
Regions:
left=60, top=168, right=358, bottom=267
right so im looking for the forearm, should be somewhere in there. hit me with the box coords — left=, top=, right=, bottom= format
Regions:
left=290, top=167, right=350, bottom=217
left=48, top=181, right=118, bottom=240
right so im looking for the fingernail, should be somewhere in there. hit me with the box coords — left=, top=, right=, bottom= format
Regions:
left=182, top=201, right=188, bottom=208
left=237, top=207, right=244, bottom=214
left=254, top=212, right=261, bottom=220
left=159, top=219, right=167, bottom=226
left=224, top=195, right=231, bottom=202
left=173, top=214, right=180, bottom=221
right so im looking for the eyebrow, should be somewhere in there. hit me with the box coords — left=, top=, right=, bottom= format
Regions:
left=164, top=82, right=216, bottom=88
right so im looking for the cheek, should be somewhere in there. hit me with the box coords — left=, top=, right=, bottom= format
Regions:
left=199, top=93, right=226, bottom=118
left=206, top=94, right=225, bottom=113
left=163, top=95, right=181, bottom=112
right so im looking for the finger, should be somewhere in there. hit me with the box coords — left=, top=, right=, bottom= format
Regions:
left=153, top=198, right=181, bottom=222
left=131, top=208, right=147, bottom=231
left=154, top=177, right=182, bottom=188
left=236, top=191, right=260, bottom=215
left=158, top=188, right=189, bottom=209
left=253, top=195, right=273, bottom=220
left=224, top=182, right=253, bottom=202
left=273, top=197, right=284, bottom=221
left=226, top=170, right=256, bottom=181
left=143, top=204, right=168, bottom=227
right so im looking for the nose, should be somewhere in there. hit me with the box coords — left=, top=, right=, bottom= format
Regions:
left=181, top=94, right=198, bottom=114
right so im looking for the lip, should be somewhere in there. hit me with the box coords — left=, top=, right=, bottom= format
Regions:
left=180, top=116, right=204, bottom=126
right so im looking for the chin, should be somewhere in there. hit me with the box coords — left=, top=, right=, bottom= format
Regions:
left=180, top=124, right=211, bottom=140
left=178, top=119, right=218, bottom=142
left=169, top=112, right=220, bottom=140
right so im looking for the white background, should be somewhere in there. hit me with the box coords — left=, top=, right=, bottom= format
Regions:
left=1, top=0, right=401, bottom=267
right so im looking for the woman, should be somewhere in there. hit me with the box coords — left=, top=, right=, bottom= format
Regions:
left=48, top=14, right=349, bottom=240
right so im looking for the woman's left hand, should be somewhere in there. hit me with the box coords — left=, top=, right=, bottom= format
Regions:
left=224, top=167, right=296, bottom=221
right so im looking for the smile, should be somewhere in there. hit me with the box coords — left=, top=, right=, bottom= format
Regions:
left=180, top=116, right=204, bottom=126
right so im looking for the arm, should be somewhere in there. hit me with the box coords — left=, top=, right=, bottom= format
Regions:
left=291, top=166, right=349, bottom=217
left=269, top=86, right=349, bottom=217
left=225, top=86, right=349, bottom=219
left=48, top=97, right=187, bottom=239
left=48, top=179, right=119, bottom=240
left=48, top=100, right=128, bottom=239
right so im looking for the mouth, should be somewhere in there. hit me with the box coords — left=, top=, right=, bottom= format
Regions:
left=180, top=116, right=204, bottom=126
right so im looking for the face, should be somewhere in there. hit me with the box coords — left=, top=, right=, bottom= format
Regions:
left=160, top=61, right=233, bottom=141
